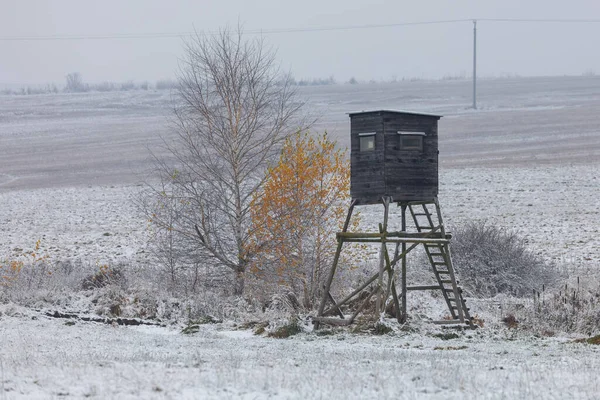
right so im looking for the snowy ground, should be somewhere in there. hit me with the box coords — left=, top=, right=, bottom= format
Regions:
left=1, top=304, right=599, bottom=399
left=1, top=76, right=599, bottom=398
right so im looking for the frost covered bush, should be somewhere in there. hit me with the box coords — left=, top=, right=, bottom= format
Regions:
left=451, top=221, right=560, bottom=297
left=0, top=259, right=93, bottom=305
left=529, top=281, right=600, bottom=334
left=82, top=264, right=126, bottom=290
left=267, top=317, right=303, bottom=338
left=64, top=72, right=87, bottom=93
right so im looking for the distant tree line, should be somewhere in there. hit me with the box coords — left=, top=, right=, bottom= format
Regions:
left=0, top=73, right=179, bottom=96
left=0, top=73, right=363, bottom=96
left=5, top=70, right=552, bottom=97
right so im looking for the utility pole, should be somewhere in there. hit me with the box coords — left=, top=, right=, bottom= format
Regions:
left=472, top=19, right=477, bottom=109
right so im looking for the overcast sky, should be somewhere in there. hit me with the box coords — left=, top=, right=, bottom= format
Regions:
left=2, top=0, right=600, bottom=85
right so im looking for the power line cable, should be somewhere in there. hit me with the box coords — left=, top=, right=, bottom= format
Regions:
left=0, top=19, right=471, bottom=41
left=478, top=18, right=600, bottom=23
left=1, top=18, right=599, bottom=41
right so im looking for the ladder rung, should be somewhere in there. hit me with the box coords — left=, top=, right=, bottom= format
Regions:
left=444, top=289, right=455, bottom=292
left=429, top=253, right=444, bottom=257
left=441, top=280, right=453, bottom=284
left=433, top=262, right=447, bottom=265
left=413, top=213, right=430, bottom=216
left=437, top=270, right=451, bottom=274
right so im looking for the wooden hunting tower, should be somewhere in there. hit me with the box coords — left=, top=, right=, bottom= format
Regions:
left=350, top=110, right=441, bottom=204
left=315, top=110, right=473, bottom=329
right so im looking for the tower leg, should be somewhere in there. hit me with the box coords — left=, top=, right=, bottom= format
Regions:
left=376, top=197, right=391, bottom=316
left=316, top=199, right=357, bottom=328
left=400, top=204, right=407, bottom=323
left=382, top=240, right=402, bottom=323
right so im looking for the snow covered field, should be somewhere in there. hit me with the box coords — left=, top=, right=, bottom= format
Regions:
left=1, top=165, right=597, bottom=274
left=1, top=76, right=599, bottom=398
left=1, top=304, right=600, bottom=399
left=1, top=76, right=599, bottom=190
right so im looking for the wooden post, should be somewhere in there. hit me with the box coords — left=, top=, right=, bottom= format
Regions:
left=376, top=196, right=390, bottom=317
left=400, top=203, right=407, bottom=323
left=316, top=200, right=357, bottom=328
left=382, top=239, right=402, bottom=323
left=472, top=19, right=477, bottom=110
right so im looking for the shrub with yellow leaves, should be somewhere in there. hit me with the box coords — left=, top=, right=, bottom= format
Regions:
left=248, top=131, right=358, bottom=308
left=1, top=239, right=50, bottom=286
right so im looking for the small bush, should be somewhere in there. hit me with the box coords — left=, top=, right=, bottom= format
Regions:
left=251, top=322, right=269, bottom=335
left=181, top=324, right=200, bottom=334
left=181, top=315, right=222, bottom=334
left=262, top=291, right=301, bottom=313
left=527, top=281, right=600, bottom=334
left=373, top=322, right=393, bottom=335
left=451, top=221, right=560, bottom=297
left=65, top=72, right=87, bottom=93
left=82, top=265, right=126, bottom=290
left=268, top=319, right=303, bottom=338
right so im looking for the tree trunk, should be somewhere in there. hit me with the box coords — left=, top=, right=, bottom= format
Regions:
left=303, top=278, right=312, bottom=309
left=234, top=268, right=245, bottom=296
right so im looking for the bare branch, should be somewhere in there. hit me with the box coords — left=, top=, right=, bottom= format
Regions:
left=141, top=26, right=308, bottom=295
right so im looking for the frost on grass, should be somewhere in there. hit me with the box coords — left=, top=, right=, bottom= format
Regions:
left=1, top=82, right=600, bottom=397
left=1, top=311, right=600, bottom=399
left=450, top=220, right=561, bottom=297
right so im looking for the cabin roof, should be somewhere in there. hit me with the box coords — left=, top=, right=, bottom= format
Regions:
left=347, top=109, right=443, bottom=119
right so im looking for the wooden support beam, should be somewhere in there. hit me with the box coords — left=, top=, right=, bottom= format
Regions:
left=337, top=231, right=450, bottom=239
left=390, top=242, right=419, bottom=265
left=341, top=237, right=450, bottom=244
left=327, top=292, right=345, bottom=319
left=349, top=286, right=379, bottom=325
left=316, top=287, right=380, bottom=327
left=322, top=274, right=378, bottom=316
left=407, top=285, right=443, bottom=291
left=432, top=320, right=467, bottom=325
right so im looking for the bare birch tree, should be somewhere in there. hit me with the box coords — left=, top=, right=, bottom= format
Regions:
left=143, top=27, right=305, bottom=295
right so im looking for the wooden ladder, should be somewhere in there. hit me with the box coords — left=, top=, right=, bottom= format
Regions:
left=408, top=200, right=473, bottom=327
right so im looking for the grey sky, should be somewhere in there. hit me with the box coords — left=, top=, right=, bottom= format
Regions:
left=2, top=0, right=600, bottom=85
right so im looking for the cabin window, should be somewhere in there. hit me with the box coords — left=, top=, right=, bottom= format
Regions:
left=359, top=132, right=376, bottom=152
left=397, top=131, right=425, bottom=151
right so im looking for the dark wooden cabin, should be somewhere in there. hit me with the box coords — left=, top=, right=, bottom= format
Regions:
left=349, top=110, right=442, bottom=205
